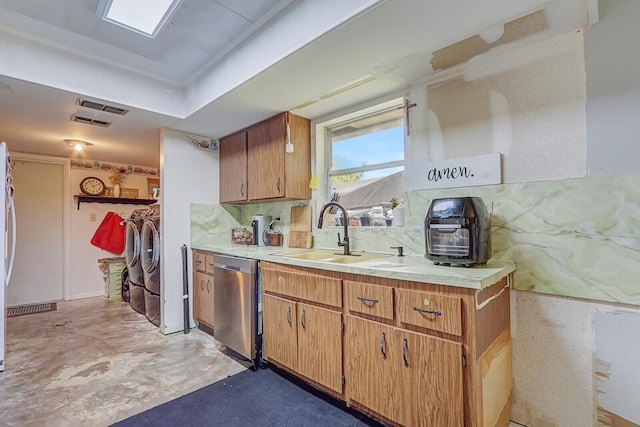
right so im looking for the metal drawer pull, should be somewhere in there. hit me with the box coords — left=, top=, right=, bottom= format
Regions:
left=286, top=306, right=292, bottom=327
left=356, top=295, right=379, bottom=304
left=240, top=183, right=244, bottom=197
left=380, top=331, right=387, bottom=359
left=412, top=306, right=442, bottom=316
left=402, top=338, right=409, bottom=368
left=277, top=177, right=281, bottom=193
left=301, top=309, right=306, bottom=331
left=206, top=279, right=211, bottom=293
left=200, top=279, right=205, bottom=291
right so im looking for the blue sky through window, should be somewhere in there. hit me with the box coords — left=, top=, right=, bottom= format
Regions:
left=332, top=126, right=404, bottom=179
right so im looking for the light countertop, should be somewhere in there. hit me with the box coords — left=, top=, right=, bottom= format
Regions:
left=192, top=244, right=515, bottom=290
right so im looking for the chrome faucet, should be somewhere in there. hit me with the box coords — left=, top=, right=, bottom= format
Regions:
left=317, top=202, right=351, bottom=255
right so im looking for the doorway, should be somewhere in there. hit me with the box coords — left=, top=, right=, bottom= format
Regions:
left=7, top=159, right=64, bottom=305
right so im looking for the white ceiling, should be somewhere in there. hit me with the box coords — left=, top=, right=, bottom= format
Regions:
left=0, top=0, right=592, bottom=167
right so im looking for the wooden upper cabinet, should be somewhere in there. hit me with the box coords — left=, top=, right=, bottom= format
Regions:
left=219, top=112, right=311, bottom=203
left=247, top=113, right=286, bottom=200
left=219, top=130, right=248, bottom=203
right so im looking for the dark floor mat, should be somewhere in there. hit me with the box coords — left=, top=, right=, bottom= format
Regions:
left=7, top=302, right=57, bottom=317
left=112, top=366, right=385, bottom=427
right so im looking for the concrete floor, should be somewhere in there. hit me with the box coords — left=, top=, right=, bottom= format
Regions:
left=0, top=297, right=246, bottom=426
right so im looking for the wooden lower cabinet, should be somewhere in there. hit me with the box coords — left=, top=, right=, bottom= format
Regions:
left=261, top=261, right=512, bottom=427
left=193, top=271, right=214, bottom=328
left=263, top=294, right=343, bottom=393
left=345, top=315, right=463, bottom=426
left=344, top=315, right=401, bottom=422
left=192, top=250, right=215, bottom=330
left=297, top=303, right=343, bottom=393
left=263, top=294, right=298, bottom=368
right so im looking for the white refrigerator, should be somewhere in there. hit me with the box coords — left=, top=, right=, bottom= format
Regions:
left=0, top=142, right=16, bottom=372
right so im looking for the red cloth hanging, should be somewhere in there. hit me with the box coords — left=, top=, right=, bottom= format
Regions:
left=91, top=211, right=126, bottom=254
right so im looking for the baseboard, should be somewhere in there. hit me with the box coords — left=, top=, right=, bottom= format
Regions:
left=161, top=322, right=196, bottom=335
left=69, top=291, right=105, bottom=300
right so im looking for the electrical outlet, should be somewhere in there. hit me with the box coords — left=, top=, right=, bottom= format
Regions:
left=90, top=213, right=97, bottom=222
left=413, top=226, right=422, bottom=237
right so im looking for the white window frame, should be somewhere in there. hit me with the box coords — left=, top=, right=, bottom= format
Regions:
left=324, top=97, right=405, bottom=205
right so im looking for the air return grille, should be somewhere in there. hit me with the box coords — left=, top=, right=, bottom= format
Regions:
left=77, top=98, right=129, bottom=115
left=71, top=115, right=111, bottom=127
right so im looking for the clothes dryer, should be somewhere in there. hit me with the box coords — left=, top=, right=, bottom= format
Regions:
left=140, top=208, right=160, bottom=326
left=125, top=209, right=148, bottom=315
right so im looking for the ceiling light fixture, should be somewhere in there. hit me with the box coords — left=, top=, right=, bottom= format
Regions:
left=97, top=0, right=183, bottom=38
left=65, top=139, right=93, bottom=152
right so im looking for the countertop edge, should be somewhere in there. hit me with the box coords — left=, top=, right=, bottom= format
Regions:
left=191, top=244, right=516, bottom=290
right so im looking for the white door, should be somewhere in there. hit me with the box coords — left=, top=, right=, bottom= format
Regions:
left=7, top=160, right=63, bottom=305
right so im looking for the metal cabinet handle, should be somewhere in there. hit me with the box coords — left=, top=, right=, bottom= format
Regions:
left=286, top=306, right=292, bottom=327
left=356, top=295, right=379, bottom=304
left=195, top=260, right=203, bottom=265
left=206, top=279, right=211, bottom=293
left=380, top=331, right=387, bottom=359
left=276, top=177, right=281, bottom=193
left=200, top=279, right=205, bottom=291
left=240, top=182, right=245, bottom=197
left=301, top=309, right=306, bottom=331
left=402, top=337, right=409, bottom=368
left=412, top=306, right=442, bottom=316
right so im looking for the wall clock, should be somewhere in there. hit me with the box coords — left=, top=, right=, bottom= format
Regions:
left=80, top=176, right=106, bottom=196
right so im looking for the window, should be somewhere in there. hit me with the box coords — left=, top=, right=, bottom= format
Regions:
left=326, top=99, right=405, bottom=226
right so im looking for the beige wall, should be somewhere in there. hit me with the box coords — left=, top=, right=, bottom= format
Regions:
left=68, top=168, right=155, bottom=299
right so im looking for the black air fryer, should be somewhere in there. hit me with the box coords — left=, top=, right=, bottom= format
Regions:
left=424, top=197, right=491, bottom=267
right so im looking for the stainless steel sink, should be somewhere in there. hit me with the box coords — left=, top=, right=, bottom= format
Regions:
left=274, top=249, right=391, bottom=264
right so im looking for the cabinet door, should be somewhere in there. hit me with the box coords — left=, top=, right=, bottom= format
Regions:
left=193, top=272, right=214, bottom=328
left=297, top=303, right=343, bottom=393
left=247, top=113, right=285, bottom=200
left=346, top=315, right=464, bottom=426
left=397, top=329, right=464, bottom=427
left=219, top=130, right=248, bottom=203
left=263, top=294, right=298, bottom=370
left=344, top=315, right=400, bottom=422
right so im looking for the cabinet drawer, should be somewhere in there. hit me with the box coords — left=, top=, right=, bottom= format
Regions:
left=344, top=281, right=393, bottom=320
left=205, top=254, right=215, bottom=275
left=194, top=252, right=206, bottom=272
left=396, top=289, right=462, bottom=336
left=262, top=268, right=342, bottom=308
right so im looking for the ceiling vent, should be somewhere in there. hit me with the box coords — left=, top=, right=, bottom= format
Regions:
left=77, top=98, right=129, bottom=115
left=71, top=115, right=112, bottom=127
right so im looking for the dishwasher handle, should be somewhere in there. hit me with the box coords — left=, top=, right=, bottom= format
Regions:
left=214, top=255, right=257, bottom=275
left=217, top=264, right=241, bottom=272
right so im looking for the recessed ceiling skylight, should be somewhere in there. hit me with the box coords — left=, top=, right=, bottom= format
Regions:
left=99, top=0, right=182, bottom=38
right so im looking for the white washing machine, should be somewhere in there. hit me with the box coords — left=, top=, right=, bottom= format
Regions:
left=140, top=207, right=160, bottom=326
left=124, top=209, right=148, bottom=315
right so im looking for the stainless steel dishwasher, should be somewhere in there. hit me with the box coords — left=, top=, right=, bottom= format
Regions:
left=213, top=255, right=260, bottom=364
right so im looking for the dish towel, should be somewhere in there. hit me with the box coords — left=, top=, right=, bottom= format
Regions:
left=91, top=211, right=126, bottom=254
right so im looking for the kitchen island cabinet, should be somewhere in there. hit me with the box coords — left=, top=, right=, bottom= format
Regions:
left=192, top=250, right=215, bottom=331
left=219, top=112, right=311, bottom=203
left=260, top=260, right=512, bottom=427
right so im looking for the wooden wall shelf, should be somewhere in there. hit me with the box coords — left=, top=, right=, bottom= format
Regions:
left=74, top=195, right=156, bottom=210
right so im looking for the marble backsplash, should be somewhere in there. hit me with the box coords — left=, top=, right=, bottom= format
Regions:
left=191, top=173, right=640, bottom=306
